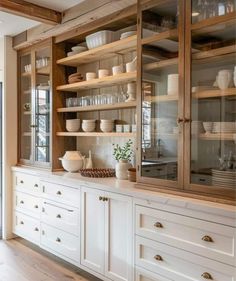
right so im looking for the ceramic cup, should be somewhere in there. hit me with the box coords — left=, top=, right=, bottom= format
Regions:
left=126, top=59, right=137, bottom=72
left=167, top=74, right=179, bottom=95
left=112, top=65, right=123, bottom=75
left=98, top=69, right=109, bottom=78
left=86, top=72, right=96, bottom=81
left=217, top=73, right=230, bottom=90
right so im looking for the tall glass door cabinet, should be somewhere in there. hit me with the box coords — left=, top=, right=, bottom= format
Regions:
left=137, top=0, right=236, bottom=202
left=18, top=40, right=52, bottom=168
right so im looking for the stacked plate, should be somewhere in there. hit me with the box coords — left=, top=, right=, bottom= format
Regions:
left=100, top=119, right=114, bottom=133
left=191, top=121, right=205, bottom=134
left=82, top=120, right=96, bottom=132
left=212, top=122, right=236, bottom=133
left=67, top=44, right=87, bottom=57
left=68, top=72, right=83, bottom=84
left=212, top=169, right=236, bottom=188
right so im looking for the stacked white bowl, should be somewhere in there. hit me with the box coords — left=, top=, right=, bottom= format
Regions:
left=82, top=120, right=96, bottom=132
left=100, top=119, right=114, bottom=132
left=66, top=119, right=80, bottom=132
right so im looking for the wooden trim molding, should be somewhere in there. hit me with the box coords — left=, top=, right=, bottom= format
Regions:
left=0, top=0, right=62, bottom=25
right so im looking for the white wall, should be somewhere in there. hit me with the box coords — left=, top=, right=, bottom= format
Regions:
left=2, top=36, right=17, bottom=239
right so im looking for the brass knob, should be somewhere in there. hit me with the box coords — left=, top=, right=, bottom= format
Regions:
left=20, top=221, right=24, bottom=225
left=102, top=197, right=108, bottom=201
left=99, top=196, right=103, bottom=201
left=56, top=214, right=61, bottom=219
left=34, top=184, right=38, bottom=188
left=34, top=227, right=39, bottom=232
left=202, top=235, right=213, bottom=242
left=20, top=180, right=24, bottom=184
left=177, top=118, right=184, bottom=124
left=201, top=272, right=213, bottom=279
left=184, top=118, right=191, bottom=123
left=154, top=255, right=163, bottom=261
left=34, top=205, right=39, bottom=209
left=154, top=222, right=163, bottom=228
left=56, top=237, right=61, bottom=243
left=20, top=200, right=24, bottom=204
left=56, top=191, right=62, bottom=195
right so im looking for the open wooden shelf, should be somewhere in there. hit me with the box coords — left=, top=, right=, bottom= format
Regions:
left=56, top=72, right=136, bottom=92
left=56, top=132, right=135, bottom=137
left=57, top=35, right=137, bottom=67
left=145, top=94, right=178, bottom=103
left=141, top=28, right=178, bottom=45
left=192, top=44, right=236, bottom=62
left=37, top=66, right=50, bottom=75
left=198, top=133, right=235, bottom=141
left=193, top=88, right=236, bottom=99
left=143, top=58, right=178, bottom=71
left=57, top=101, right=137, bottom=113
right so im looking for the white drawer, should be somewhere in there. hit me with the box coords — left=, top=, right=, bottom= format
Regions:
left=42, top=181, right=80, bottom=207
left=14, top=192, right=41, bottom=218
left=136, top=236, right=236, bottom=281
left=41, top=200, right=79, bottom=235
left=41, top=223, right=79, bottom=262
left=136, top=205, right=236, bottom=266
left=13, top=172, right=42, bottom=195
left=13, top=211, right=40, bottom=245
left=136, top=266, right=173, bottom=281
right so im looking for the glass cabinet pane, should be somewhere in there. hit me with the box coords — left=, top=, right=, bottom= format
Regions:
left=140, top=0, right=180, bottom=183
left=20, top=53, right=32, bottom=162
left=190, top=15, right=236, bottom=191
left=34, top=47, right=51, bottom=165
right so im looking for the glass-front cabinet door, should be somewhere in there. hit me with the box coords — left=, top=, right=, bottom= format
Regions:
left=185, top=1, right=236, bottom=200
left=19, top=52, right=32, bottom=163
left=138, top=0, right=184, bottom=189
left=19, top=42, right=51, bottom=168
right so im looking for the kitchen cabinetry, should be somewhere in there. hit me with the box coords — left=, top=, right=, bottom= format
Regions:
left=137, top=0, right=236, bottom=202
left=18, top=40, right=52, bottom=168
left=81, top=186, right=133, bottom=281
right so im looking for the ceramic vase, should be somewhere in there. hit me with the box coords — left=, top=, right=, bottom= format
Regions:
left=115, top=159, right=132, bottom=180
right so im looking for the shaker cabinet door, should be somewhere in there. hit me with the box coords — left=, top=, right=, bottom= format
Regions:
left=80, top=187, right=105, bottom=275
left=104, top=192, right=133, bottom=281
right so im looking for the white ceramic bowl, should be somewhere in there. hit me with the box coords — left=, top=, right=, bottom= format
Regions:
left=82, top=123, right=96, bottom=132
left=100, top=124, right=113, bottom=132
left=59, top=158, right=83, bottom=172
left=100, top=119, right=114, bottom=123
left=63, top=151, right=83, bottom=160
left=82, top=119, right=96, bottom=123
left=120, top=31, right=137, bottom=40
left=66, top=119, right=80, bottom=132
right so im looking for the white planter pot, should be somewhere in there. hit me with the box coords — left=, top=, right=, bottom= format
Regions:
left=115, top=160, right=132, bottom=180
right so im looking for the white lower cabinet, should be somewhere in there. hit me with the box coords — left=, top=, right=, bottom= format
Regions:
left=136, top=267, right=173, bottom=281
left=81, top=186, right=133, bottom=281
left=41, top=223, right=80, bottom=262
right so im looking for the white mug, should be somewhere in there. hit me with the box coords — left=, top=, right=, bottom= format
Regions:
left=112, top=65, right=123, bottom=75
left=126, top=58, right=137, bottom=72
left=86, top=72, right=96, bottom=81
left=98, top=69, right=109, bottom=78
left=167, top=74, right=179, bottom=95
left=217, top=73, right=230, bottom=90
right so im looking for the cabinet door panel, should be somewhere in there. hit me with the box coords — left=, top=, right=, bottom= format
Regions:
left=136, top=266, right=173, bottom=281
left=81, top=187, right=105, bottom=275
left=104, top=192, right=133, bottom=281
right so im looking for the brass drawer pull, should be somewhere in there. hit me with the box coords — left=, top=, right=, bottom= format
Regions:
left=56, top=237, right=61, bottom=243
left=154, top=222, right=163, bottom=228
left=34, top=227, right=39, bottom=232
left=56, top=214, right=61, bottom=219
left=102, top=197, right=108, bottom=202
left=56, top=191, right=62, bottom=195
left=20, top=221, right=24, bottom=225
left=99, top=196, right=103, bottom=201
left=201, top=272, right=213, bottom=279
left=20, top=200, right=24, bottom=204
left=154, top=255, right=163, bottom=261
left=34, top=205, right=39, bottom=209
left=20, top=180, right=24, bottom=184
left=202, top=235, right=213, bottom=242
left=34, top=184, right=38, bottom=188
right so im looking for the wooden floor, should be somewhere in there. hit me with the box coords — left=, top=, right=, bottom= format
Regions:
left=0, top=238, right=101, bottom=281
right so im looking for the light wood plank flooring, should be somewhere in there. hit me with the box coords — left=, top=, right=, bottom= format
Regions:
left=0, top=238, right=101, bottom=281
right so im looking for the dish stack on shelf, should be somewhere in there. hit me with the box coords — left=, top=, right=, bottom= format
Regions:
left=191, top=121, right=205, bottom=135
left=212, top=122, right=236, bottom=134
left=212, top=169, right=236, bottom=188
left=67, top=45, right=87, bottom=57
left=68, top=72, right=83, bottom=84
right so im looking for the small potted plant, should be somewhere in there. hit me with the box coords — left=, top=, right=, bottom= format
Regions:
left=112, top=139, right=133, bottom=180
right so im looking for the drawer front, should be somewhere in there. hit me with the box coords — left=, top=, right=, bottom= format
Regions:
left=14, top=192, right=41, bottom=218
left=136, top=267, right=173, bottom=281
left=13, top=212, right=40, bottom=245
left=14, top=172, right=42, bottom=195
left=42, top=181, right=80, bottom=207
left=136, top=236, right=236, bottom=281
left=41, top=200, right=79, bottom=235
left=142, top=165, right=167, bottom=178
left=41, top=223, right=79, bottom=262
left=136, top=205, right=236, bottom=266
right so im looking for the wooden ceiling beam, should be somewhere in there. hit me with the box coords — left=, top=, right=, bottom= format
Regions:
left=0, top=0, right=62, bottom=25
